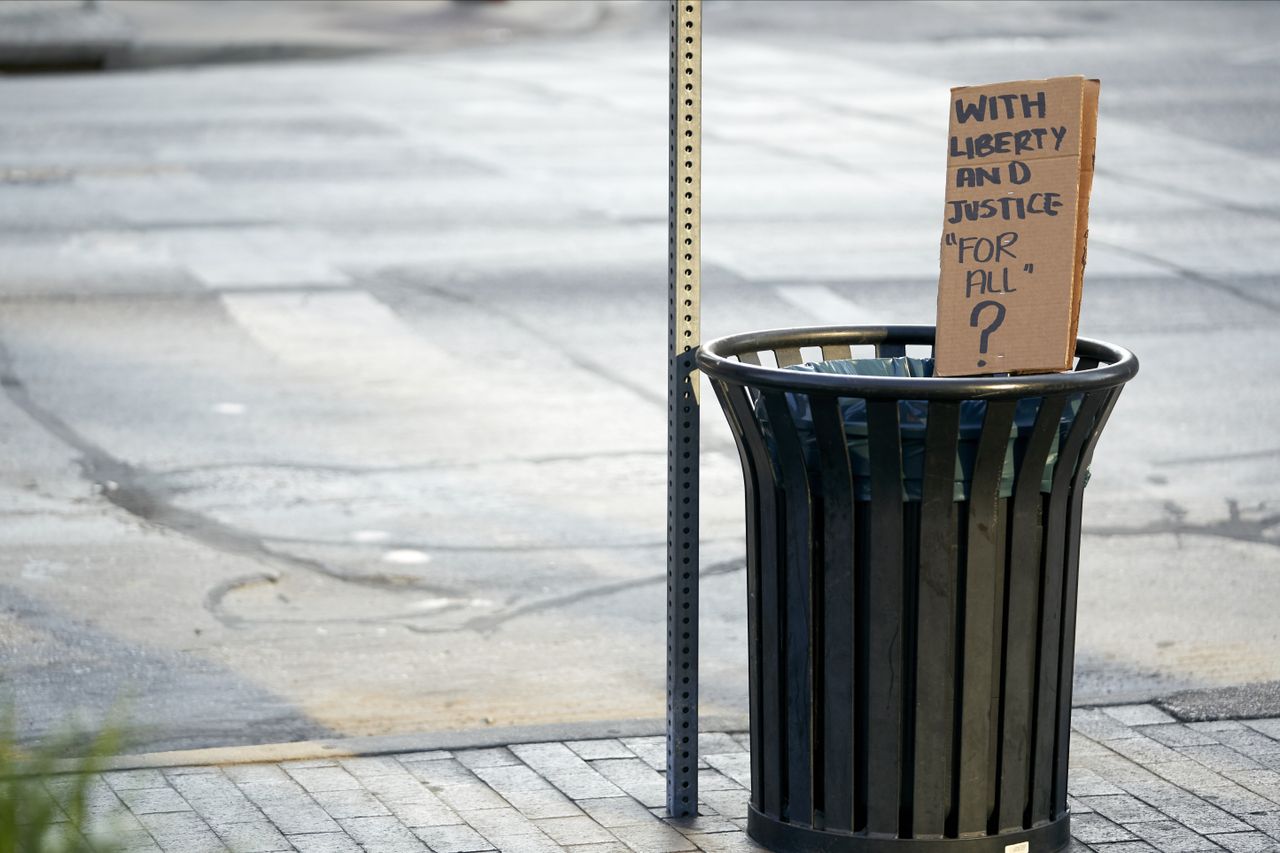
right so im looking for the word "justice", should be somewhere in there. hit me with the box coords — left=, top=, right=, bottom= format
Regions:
left=946, top=193, right=1063, bottom=223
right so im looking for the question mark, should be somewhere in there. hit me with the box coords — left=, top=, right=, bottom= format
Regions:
left=969, top=300, right=1006, bottom=368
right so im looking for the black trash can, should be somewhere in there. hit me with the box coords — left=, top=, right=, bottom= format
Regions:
left=697, top=325, right=1138, bottom=853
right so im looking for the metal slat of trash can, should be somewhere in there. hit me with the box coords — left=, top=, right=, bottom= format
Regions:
left=866, top=398, right=905, bottom=836
left=956, top=400, right=1015, bottom=838
left=713, top=379, right=767, bottom=813
left=761, top=389, right=817, bottom=824
left=1055, top=390, right=1122, bottom=811
left=812, top=394, right=856, bottom=832
left=1031, top=390, right=1107, bottom=826
left=697, top=325, right=1137, bottom=853
left=719, top=380, right=784, bottom=818
left=912, top=400, right=960, bottom=840
left=998, top=395, right=1067, bottom=834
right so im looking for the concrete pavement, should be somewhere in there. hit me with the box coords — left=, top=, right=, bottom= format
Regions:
left=0, top=1, right=641, bottom=70
left=59, top=707, right=1280, bottom=853
left=2, top=2, right=1279, bottom=750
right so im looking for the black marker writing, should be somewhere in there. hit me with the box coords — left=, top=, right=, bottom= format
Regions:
left=969, top=300, right=1007, bottom=368
left=954, top=91, right=1047, bottom=123
left=956, top=232, right=1018, bottom=264
left=955, top=160, right=1033, bottom=187
left=949, top=126, right=1068, bottom=160
left=965, top=268, right=1019, bottom=298
left=946, top=193, right=1063, bottom=223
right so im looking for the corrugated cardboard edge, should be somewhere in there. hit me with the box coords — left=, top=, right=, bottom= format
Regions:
left=1068, top=79, right=1101, bottom=355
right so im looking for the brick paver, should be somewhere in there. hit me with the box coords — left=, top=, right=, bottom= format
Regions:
left=69, top=709, right=1280, bottom=851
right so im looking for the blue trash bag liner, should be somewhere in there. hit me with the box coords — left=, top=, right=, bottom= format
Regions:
left=755, top=356, right=1084, bottom=501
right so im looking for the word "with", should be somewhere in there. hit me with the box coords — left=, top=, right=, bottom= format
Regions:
left=955, top=91, right=1047, bottom=123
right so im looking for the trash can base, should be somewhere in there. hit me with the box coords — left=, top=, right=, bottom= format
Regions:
left=747, top=807, right=1071, bottom=853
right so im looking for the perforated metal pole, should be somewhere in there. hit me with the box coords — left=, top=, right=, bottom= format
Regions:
left=666, top=0, right=701, bottom=819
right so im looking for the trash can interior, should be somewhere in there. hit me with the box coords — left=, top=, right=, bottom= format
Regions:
left=756, top=356, right=1085, bottom=500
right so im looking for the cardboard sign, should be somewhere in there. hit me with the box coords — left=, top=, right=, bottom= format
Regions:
left=934, top=76, right=1099, bottom=376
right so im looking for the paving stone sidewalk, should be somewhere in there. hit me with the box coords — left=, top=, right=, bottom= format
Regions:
left=59, top=706, right=1280, bottom=852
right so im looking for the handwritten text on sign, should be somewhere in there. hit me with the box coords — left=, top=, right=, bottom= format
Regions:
left=934, top=76, right=1098, bottom=377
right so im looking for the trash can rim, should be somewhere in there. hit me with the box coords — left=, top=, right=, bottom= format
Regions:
left=697, top=324, right=1137, bottom=400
